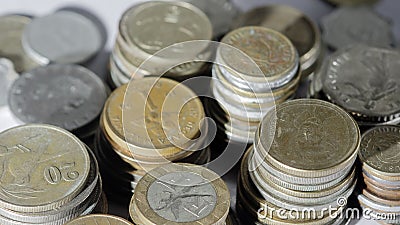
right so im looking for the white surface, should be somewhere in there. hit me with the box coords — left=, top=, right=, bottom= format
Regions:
left=1, top=1, right=399, bottom=224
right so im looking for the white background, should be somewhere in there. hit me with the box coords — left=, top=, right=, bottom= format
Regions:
left=1, top=0, right=399, bottom=224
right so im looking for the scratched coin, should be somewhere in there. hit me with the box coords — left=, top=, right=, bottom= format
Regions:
left=0, top=124, right=90, bottom=213
left=0, top=15, right=39, bottom=73
left=0, top=58, right=18, bottom=108
left=8, top=64, right=108, bottom=132
left=322, top=45, right=400, bottom=121
left=65, top=214, right=133, bottom=225
left=130, top=163, right=230, bottom=224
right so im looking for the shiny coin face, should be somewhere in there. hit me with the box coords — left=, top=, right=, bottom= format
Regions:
left=0, top=58, right=18, bottom=107
left=22, top=11, right=102, bottom=64
left=321, top=7, right=394, bottom=50
left=0, top=15, right=39, bottom=73
left=360, top=126, right=400, bottom=176
left=131, top=163, right=230, bottom=224
left=322, top=45, right=400, bottom=117
left=0, top=124, right=90, bottom=210
left=65, top=214, right=133, bottom=225
left=260, top=99, right=359, bottom=173
left=220, top=26, right=297, bottom=80
left=120, top=1, right=212, bottom=56
left=8, top=64, right=107, bottom=131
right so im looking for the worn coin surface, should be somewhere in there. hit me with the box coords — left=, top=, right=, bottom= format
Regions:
left=65, top=214, right=133, bottom=225
left=130, top=163, right=230, bottom=224
left=8, top=64, right=107, bottom=132
left=0, top=15, right=38, bottom=73
left=258, top=99, right=360, bottom=177
left=0, top=58, right=18, bottom=107
left=22, top=11, right=102, bottom=64
left=321, top=7, right=394, bottom=50
left=322, top=45, right=400, bottom=118
left=0, top=124, right=90, bottom=212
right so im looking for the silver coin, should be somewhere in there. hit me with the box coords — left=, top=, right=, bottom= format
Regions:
left=321, top=7, right=394, bottom=50
left=22, top=11, right=102, bottom=64
left=0, top=58, right=18, bottom=107
left=8, top=64, right=107, bottom=131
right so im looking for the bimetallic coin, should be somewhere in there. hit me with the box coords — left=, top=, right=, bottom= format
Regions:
left=321, top=7, right=394, bottom=50
left=0, top=124, right=90, bottom=213
left=130, top=163, right=230, bottom=225
left=0, top=58, right=18, bottom=107
left=8, top=64, right=107, bottom=132
left=0, top=15, right=39, bottom=73
left=65, top=214, right=133, bottom=225
left=22, top=11, right=102, bottom=64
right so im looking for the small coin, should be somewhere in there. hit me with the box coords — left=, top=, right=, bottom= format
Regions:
left=22, top=11, right=102, bottom=64
left=65, top=214, right=133, bottom=225
left=321, top=7, right=394, bottom=50
left=8, top=64, right=108, bottom=132
left=0, top=58, right=18, bottom=107
left=0, top=124, right=90, bottom=213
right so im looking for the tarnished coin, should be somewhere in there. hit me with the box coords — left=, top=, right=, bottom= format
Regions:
left=22, top=11, right=102, bottom=64
left=322, top=45, right=400, bottom=120
left=258, top=99, right=360, bottom=177
left=8, top=64, right=107, bottom=132
left=65, top=214, right=133, bottom=225
left=0, top=124, right=90, bottom=213
left=359, top=126, right=400, bottom=177
left=321, top=7, right=394, bottom=50
left=0, top=58, right=18, bottom=107
left=0, top=15, right=39, bottom=73
left=130, top=163, right=230, bottom=225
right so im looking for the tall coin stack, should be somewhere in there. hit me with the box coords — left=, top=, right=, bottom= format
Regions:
left=210, top=26, right=301, bottom=143
left=237, top=99, right=360, bottom=225
left=129, top=163, right=230, bottom=225
left=108, top=1, right=213, bottom=88
left=0, top=124, right=102, bottom=225
left=95, top=77, right=210, bottom=199
left=358, top=126, right=400, bottom=224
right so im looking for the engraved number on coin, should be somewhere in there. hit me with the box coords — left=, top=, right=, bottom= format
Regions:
left=44, top=163, right=79, bottom=184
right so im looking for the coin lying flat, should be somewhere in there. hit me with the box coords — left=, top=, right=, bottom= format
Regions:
left=8, top=64, right=108, bottom=132
left=0, top=58, right=18, bottom=108
left=65, top=214, right=133, bottom=225
left=0, top=15, right=39, bottom=73
left=321, top=7, right=394, bottom=50
left=22, top=11, right=102, bottom=64
left=130, top=163, right=230, bottom=225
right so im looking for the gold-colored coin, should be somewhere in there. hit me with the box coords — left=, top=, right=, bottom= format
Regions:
left=65, top=214, right=133, bottom=225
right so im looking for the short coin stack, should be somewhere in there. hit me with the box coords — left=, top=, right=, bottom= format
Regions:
left=237, top=99, right=360, bottom=225
left=108, top=1, right=213, bottom=88
left=210, top=26, right=300, bottom=143
left=129, top=163, right=230, bottom=225
left=358, top=126, right=400, bottom=224
left=95, top=77, right=210, bottom=198
left=0, top=124, right=102, bottom=225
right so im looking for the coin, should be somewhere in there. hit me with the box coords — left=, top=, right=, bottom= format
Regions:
left=130, top=163, right=230, bottom=225
left=0, top=58, right=18, bottom=108
left=321, top=7, right=394, bottom=50
left=0, top=15, right=39, bottom=73
left=0, top=124, right=90, bottom=213
left=65, top=214, right=133, bottom=225
left=8, top=64, right=108, bottom=133
left=22, top=11, right=102, bottom=64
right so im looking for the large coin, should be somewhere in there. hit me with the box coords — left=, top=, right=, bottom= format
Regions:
left=8, top=64, right=108, bottom=132
left=258, top=99, right=360, bottom=177
left=0, top=124, right=90, bottom=212
left=65, top=214, right=133, bottom=225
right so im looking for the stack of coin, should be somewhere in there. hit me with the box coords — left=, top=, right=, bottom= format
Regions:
left=129, top=163, right=230, bottom=225
left=237, top=99, right=360, bottom=225
left=65, top=214, right=133, bottom=225
left=8, top=64, right=108, bottom=145
left=210, top=26, right=301, bottom=143
left=358, top=126, right=400, bottom=224
left=309, top=45, right=400, bottom=128
left=232, top=5, right=323, bottom=79
left=96, top=77, right=211, bottom=198
left=0, top=124, right=102, bottom=224
left=108, top=1, right=213, bottom=88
